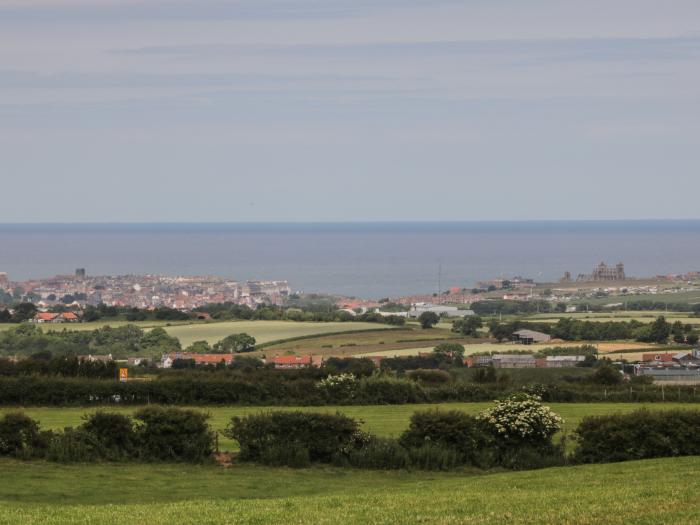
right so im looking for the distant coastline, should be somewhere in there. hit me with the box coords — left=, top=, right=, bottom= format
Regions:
left=1, top=220, right=699, bottom=298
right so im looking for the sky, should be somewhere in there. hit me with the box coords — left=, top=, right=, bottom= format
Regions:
left=1, top=0, right=699, bottom=222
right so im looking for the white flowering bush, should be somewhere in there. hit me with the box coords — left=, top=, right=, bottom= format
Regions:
left=477, top=393, right=563, bottom=447
left=316, top=373, right=358, bottom=400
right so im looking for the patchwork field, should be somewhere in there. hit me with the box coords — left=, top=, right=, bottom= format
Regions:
left=160, top=321, right=396, bottom=348
left=356, top=341, right=660, bottom=358
left=0, top=320, right=397, bottom=349
left=524, top=311, right=700, bottom=325
left=261, top=326, right=472, bottom=357
left=0, top=457, right=698, bottom=524
left=3, top=402, right=697, bottom=452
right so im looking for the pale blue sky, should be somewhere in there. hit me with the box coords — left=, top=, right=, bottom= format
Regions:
left=1, top=0, right=699, bottom=221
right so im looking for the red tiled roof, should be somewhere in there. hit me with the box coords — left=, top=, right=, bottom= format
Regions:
left=642, top=353, right=675, bottom=362
left=35, top=312, right=58, bottom=321
left=272, top=355, right=312, bottom=365
left=169, top=352, right=235, bottom=364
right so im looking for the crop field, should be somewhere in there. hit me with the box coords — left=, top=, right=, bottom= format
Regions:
left=0, top=457, right=698, bottom=524
left=161, top=321, right=396, bottom=348
left=523, top=311, right=700, bottom=325
left=0, top=320, right=397, bottom=349
left=3, top=402, right=697, bottom=452
left=262, top=326, right=469, bottom=357
left=356, top=341, right=660, bottom=358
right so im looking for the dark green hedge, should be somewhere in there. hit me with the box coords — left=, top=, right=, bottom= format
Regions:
left=573, top=409, right=700, bottom=463
left=0, top=377, right=699, bottom=406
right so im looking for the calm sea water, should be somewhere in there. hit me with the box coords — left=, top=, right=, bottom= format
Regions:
left=0, top=221, right=699, bottom=298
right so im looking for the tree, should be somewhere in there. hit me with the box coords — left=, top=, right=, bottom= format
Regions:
left=418, top=311, right=439, bottom=329
left=648, top=316, right=671, bottom=344
left=213, top=333, right=256, bottom=353
left=433, top=342, right=465, bottom=362
left=10, top=303, right=37, bottom=323
left=185, top=340, right=212, bottom=354
left=452, top=316, right=483, bottom=337
left=590, top=365, right=622, bottom=385
left=686, top=334, right=699, bottom=346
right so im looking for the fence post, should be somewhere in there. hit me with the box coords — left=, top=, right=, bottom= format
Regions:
left=661, top=384, right=665, bottom=401
left=604, top=388, right=607, bottom=400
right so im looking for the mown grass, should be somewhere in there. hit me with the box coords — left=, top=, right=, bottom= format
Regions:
left=0, top=457, right=698, bottom=524
left=3, top=402, right=697, bottom=452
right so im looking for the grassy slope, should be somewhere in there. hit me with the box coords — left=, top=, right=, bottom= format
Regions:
left=162, top=321, right=394, bottom=347
left=3, top=402, right=697, bottom=452
left=0, top=457, right=698, bottom=524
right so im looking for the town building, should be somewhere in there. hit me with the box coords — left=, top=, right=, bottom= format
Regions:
left=576, top=262, right=626, bottom=282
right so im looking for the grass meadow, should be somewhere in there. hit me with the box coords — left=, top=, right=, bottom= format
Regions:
left=3, top=402, right=697, bottom=452
left=0, top=457, right=698, bottom=524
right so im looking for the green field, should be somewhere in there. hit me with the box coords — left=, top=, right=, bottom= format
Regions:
left=0, top=320, right=396, bottom=349
left=523, top=311, right=700, bottom=324
left=162, top=321, right=395, bottom=348
left=0, top=457, right=698, bottom=524
left=4, top=402, right=697, bottom=452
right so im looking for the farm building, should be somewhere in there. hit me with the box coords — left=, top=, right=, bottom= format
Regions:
left=408, top=303, right=475, bottom=318
left=545, top=355, right=586, bottom=368
left=270, top=355, right=324, bottom=369
left=492, top=354, right=537, bottom=368
left=160, top=352, right=236, bottom=368
left=512, top=329, right=551, bottom=344
left=78, top=354, right=113, bottom=363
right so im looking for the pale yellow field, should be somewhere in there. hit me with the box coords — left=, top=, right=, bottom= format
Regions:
left=356, top=341, right=661, bottom=358
left=162, top=321, right=394, bottom=348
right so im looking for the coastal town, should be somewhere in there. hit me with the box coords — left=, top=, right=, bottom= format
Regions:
left=0, top=270, right=290, bottom=310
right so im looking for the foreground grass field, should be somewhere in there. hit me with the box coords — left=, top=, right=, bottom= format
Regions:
left=0, top=457, right=698, bottom=524
left=3, top=402, right=697, bottom=452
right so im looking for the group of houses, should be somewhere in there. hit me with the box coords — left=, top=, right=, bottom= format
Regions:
left=158, top=352, right=325, bottom=369
left=31, top=311, right=82, bottom=323
left=465, top=354, right=585, bottom=369
left=635, top=350, right=700, bottom=383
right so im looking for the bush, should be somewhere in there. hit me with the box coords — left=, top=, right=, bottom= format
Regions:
left=340, top=436, right=410, bottom=470
left=226, top=411, right=360, bottom=465
left=81, top=411, right=138, bottom=460
left=573, top=409, right=700, bottom=464
left=134, top=407, right=214, bottom=462
left=46, top=428, right=101, bottom=463
left=0, top=412, right=47, bottom=458
left=407, top=443, right=461, bottom=471
left=259, top=443, right=311, bottom=468
left=400, top=409, right=491, bottom=466
left=477, top=394, right=563, bottom=456
left=406, top=369, right=451, bottom=385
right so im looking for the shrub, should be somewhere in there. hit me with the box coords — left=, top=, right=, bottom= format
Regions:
left=134, top=407, right=214, bottom=462
left=407, top=443, right=461, bottom=471
left=81, top=412, right=138, bottom=460
left=573, top=409, right=700, bottom=464
left=400, top=409, right=491, bottom=466
left=340, top=436, right=410, bottom=470
left=260, top=443, right=311, bottom=468
left=477, top=394, right=563, bottom=452
left=406, top=369, right=451, bottom=385
left=0, top=412, right=47, bottom=458
left=46, top=428, right=101, bottom=463
left=226, top=411, right=360, bottom=464
left=316, top=373, right=358, bottom=402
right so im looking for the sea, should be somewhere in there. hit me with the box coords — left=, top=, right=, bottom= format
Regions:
left=0, top=221, right=699, bottom=299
